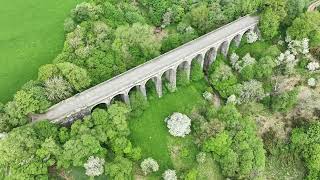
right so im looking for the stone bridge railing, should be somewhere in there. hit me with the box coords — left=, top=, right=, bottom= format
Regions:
left=32, top=15, right=259, bottom=123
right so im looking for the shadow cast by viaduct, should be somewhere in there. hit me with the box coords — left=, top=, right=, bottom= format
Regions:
left=32, top=15, right=260, bottom=123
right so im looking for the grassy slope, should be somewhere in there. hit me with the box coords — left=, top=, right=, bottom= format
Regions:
left=0, top=0, right=81, bottom=103
left=129, top=81, right=212, bottom=178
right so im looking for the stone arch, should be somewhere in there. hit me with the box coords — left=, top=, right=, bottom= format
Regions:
left=109, top=93, right=130, bottom=105
left=231, top=33, right=244, bottom=47
left=203, top=47, right=217, bottom=72
left=144, top=76, right=162, bottom=98
left=177, top=61, right=191, bottom=82
left=218, top=41, right=230, bottom=57
left=162, top=67, right=177, bottom=92
left=90, top=102, right=108, bottom=113
left=194, top=54, right=204, bottom=68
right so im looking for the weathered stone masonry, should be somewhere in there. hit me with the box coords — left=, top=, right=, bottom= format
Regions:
left=32, top=15, right=260, bottom=123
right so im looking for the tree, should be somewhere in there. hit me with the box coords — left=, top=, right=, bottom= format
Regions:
left=209, top=62, right=238, bottom=98
left=188, top=3, right=227, bottom=34
left=254, top=56, right=276, bottom=80
left=38, top=64, right=61, bottom=82
left=271, top=89, right=298, bottom=112
left=0, top=126, right=58, bottom=179
left=165, top=113, right=191, bottom=137
left=287, top=12, right=320, bottom=47
left=84, top=156, right=105, bottom=178
left=112, top=23, right=161, bottom=68
left=57, top=62, right=91, bottom=92
left=259, top=8, right=281, bottom=40
left=203, top=107, right=265, bottom=179
left=71, top=2, right=102, bottom=23
left=14, top=88, right=50, bottom=116
left=44, top=76, right=73, bottom=103
left=57, top=134, right=105, bottom=169
left=140, top=157, right=159, bottom=175
left=163, top=169, right=177, bottom=180
left=291, top=123, right=320, bottom=179
left=285, top=0, right=306, bottom=25
left=32, top=120, right=59, bottom=141
left=105, top=156, right=132, bottom=179
left=237, top=80, right=265, bottom=104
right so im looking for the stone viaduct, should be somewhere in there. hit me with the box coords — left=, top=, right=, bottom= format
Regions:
left=33, top=15, right=259, bottom=123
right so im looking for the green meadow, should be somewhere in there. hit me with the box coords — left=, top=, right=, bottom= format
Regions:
left=0, top=0, right=81, bottom=102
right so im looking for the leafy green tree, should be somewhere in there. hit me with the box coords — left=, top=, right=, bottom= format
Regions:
left=0, top=126, right=58, bottom=179
left=188, top=3, right=226, bottom=34
left=32, top=121, right=59, bottom=141
left=105, top=156, right=133, bottom=179
left=291, top=123, right=320, bottom=179
left=0, top=113, right=11, bottom=132
left=177, top=70, right=190, bottom=87
left=209, top=61, right=238, bottom=98
left=57, top=62, right=91, bottom=92
left=14, top=88, right=50, bottom=116
left=58, top=134, right=105, bottom=169
left=271, top=89, right=298, bottom=112
left=71, top=2, right=102, bottom=23
left=254, top=56, right=276, bottom=80
left=112, top=23, right=161, bottom=68
left=38, top=64, right=61, bottom=82
left=260, top=0, right=287, bottom=40
left=204, top=106, right=265, bottom=179
left=140, top=0, right=170, bottom=25
left=285, top=0, right=306, bottom=25
left=259, top=8, right=281, bottom=40
left=287, top=12, right=320, bottom=46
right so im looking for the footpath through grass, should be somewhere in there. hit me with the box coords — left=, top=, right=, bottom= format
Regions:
left=0, top=0, right=81, bottom=103
left=129, top=81, right=207, bottom=175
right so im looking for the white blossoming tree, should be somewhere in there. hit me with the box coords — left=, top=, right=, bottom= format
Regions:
left=165, top=113, right=191, bottom=137
left=227, top=94, right=238, bottom=105
left=196, top=152, right=207, bottom=164
left=202, top=91, right=213, bottom=101
left=141, top=158, right=159, bottom=175
left=233, top=53, right=256, bottom=72
left=307, top=62, right=320, bottom=71
left=162, top=169, right=177, bottom=180
left=238, top=80, right=265, bottom=103
left=230, top=52, right=239, bottom=68
left=246, top=31, right=258, bottom=44
left=308, top=78, right=316, bottom=87
left=84, top=156, right=105, bottom=178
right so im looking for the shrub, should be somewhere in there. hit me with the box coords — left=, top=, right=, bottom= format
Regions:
left=237, top=80, right=265, bottom=104
left=140, top=158, right=159, bottom=175
left=44, top=76, right=73, bottom=103
left=84, top=156, right=105, bottom=177
left=162, top=169, right=177, bottom=180
left=246, top=31, right=259, bottom=44
left=209, top=62, right=238, bottom=98
left=271, top=90, right=298, bottom=112
left=165, top=113, right=191, bottom=137
left=196, top=152, right=207, bottom=164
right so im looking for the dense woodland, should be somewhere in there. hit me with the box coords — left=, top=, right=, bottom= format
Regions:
left=1, top=0, right=320, bottom=179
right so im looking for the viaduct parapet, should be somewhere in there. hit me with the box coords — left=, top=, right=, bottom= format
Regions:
left=33, top=15, right=260, bottom=123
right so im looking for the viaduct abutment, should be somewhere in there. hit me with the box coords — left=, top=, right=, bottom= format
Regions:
left=32, top=15, right=260, bottom=123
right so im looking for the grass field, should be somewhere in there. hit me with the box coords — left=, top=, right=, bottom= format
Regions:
left=129, top=81, right=224, bottom=178
left=0, top=0, right=81, bottom=103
